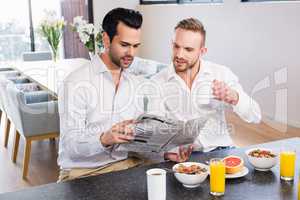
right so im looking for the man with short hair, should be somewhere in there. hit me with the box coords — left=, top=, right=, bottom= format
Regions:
left=58, top=8, right=147, bottom=182
left=149, top=18, right=261, bottom=159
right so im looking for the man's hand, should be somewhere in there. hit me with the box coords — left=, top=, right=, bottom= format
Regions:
left=164, top=145, right=193, bottom=163
left=100, top=119, right=136, bottom=147
left=212, top=80, right=239, bottom=105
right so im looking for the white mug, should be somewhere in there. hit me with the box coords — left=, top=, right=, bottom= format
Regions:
left=146, top=168, right=166, bottom=200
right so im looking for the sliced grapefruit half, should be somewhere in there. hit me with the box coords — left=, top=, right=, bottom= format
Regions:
left=223, top=156, right=244, bottom=174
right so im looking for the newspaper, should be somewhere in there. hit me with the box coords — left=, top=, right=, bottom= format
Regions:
left=119, top=112, right=214, bottom=153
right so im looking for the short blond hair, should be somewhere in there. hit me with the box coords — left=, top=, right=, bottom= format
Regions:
left=175, top=18, right=206, bottom=46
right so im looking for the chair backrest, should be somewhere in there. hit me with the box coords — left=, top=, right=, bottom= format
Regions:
left=0, top=78, right=16, bottom=112
left=22, top=51, right=52, bottom=61
left=0, top=68, right=14, bottom=72
left=0, top=71, right=21, bottom=111
left=5, top=82, right=25, bottom=133
left=0, top=78, right=6, bottom=111
left=0, top=71, right=20, bottom=78
left=16, top=83, right=40, bottom=92
left=7, top=76, right=31, bottom=84
left=6, top=82, right=59, bottom=136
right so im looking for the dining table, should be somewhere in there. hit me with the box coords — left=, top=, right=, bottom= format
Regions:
left=0, top=137, right=299, bottom=200
left=5, top=58, right=90, bottom=96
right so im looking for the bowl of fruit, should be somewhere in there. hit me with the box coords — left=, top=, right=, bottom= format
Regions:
left=172, top=162, right=209, bottom=188
left=246, top=148, right=278, bottom=171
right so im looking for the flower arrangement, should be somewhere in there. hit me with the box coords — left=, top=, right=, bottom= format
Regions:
left=71, top=16, right=103, bottom=56
left=39, top=10, right=66, bottom=62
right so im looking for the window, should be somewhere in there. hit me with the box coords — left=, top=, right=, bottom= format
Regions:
left=241, top=0, right=299, bottom=2
left=31, top=0, right=61, bottom=52
left=0, top=0, right=62, bottom=62
left=140, top=0, right=222, bottom=4
left=0, top=0, right=31, bottom=61
left=180, top=0, right=222, bottom=3
left=140, top=0, right=178, bottom=4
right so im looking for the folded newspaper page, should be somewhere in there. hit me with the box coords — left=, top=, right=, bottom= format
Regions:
left=118, top=111, right=215, bottom=153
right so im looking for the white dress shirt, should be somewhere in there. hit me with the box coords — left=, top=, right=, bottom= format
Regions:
left=57, top=55, right=145, bottom=169
left=148, top=60, right=262, bottom=152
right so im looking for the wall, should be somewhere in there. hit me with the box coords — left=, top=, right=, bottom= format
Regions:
left=91, top=0, right=300, bottom=128
left=92, top=0, right=139, bottom=29
left=137, top=0, right=300, bottom=128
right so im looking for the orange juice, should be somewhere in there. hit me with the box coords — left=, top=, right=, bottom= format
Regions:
left=210, top=158, right=225, bottom=196
left=280, top=151, right=296, bottom=181
left=298, top=180, right=300, bottom=200
left=298, top=173, right=300, bottom=200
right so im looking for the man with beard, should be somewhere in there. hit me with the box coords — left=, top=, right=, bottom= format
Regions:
left=58, top=8, right=191, bottom=182
left=149, top=18, right=262, bottom=160
left=58, top=8, right=156, bottom=182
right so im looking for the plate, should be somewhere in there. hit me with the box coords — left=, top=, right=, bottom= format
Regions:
left=225, top=167, right=249, bottom=179
left=208, top=166, right=249, bottom=179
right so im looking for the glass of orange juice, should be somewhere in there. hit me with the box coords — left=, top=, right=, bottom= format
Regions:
left=280, top=150, right=296, bottom=181
left=210, top=158, right=225, bottom=196
left=298, top=177, right=300, bottom=200
left=298, top=171, right=300, bottom=200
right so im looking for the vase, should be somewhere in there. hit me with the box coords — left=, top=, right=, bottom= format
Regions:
left=89, top=52, right=96, bottom=60
left=51, top=48, right=59, bottom=62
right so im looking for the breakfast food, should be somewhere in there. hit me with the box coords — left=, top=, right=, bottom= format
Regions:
left=175, top=164, right=207, bottom=175
left=248, top=149, right=276, bottom=158
left=222, top=156, right=244, bottom=174
left=246, top=148, right=278, bottom=171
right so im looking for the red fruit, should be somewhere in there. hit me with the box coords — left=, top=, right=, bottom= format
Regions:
left=223, top=156, right=244, bottom=174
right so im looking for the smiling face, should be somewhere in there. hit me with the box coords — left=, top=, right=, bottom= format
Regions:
left=172, top=28, right=206, bottom=73
left=106, top=21, right=141, bottom=69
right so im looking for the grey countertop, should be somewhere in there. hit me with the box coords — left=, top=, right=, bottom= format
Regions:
left=1, top=137, right=299, bottom=200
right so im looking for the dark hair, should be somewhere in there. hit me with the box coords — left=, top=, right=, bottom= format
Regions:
left=102, top=8, right=143, bottom=42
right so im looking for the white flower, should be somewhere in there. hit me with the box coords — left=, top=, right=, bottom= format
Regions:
left=93, top=29, right=99, bottom=35
left=72, top=16, right=85, bottom=29
left=39, top=9, right=65, bottom=61
left=42, top=10, right=59, bottom=26
left=85, top=24, right=94, bottom=35
left=40, top=9, right=66, bottom=28
left=79, top=32, right=90, bottom=43
left=70, top=15, right=103, bottom=53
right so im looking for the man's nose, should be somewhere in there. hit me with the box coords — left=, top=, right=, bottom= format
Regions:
left=175, top=48, right=184, bottom=58
left=127, top=46, right=135, bottom=56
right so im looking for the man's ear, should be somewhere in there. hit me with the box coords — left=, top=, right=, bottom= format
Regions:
left=200, top=47, right=207, bottom=56
left=102, top=32, right=110, bottom=51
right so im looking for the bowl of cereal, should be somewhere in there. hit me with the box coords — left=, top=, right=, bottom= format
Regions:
left=246, top=148, right=278, bottom=171
left=172, top=162, right=209, bottom=188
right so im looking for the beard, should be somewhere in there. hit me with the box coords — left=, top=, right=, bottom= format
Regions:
left=173, top=57, right=199, bottom=73
left=109, top=49, right=133, bottom=69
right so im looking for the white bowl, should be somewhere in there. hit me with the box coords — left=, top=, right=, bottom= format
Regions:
left=172, top=162, right=209, bottom=188
left=245, top=148, right=278, bottom=171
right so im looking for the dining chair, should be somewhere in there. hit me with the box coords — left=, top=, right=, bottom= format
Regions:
left=0, top=70, right=20, bottom=78
left=0, top=68, right=15, bottom=124
left=6, top=83, right=59, bottom=179
left=0, top=78, right=39, bottom=148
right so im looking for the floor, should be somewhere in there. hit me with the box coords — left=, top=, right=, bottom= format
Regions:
left=0, top=111, right=299, bottom=194
left=0, top=113, right=59, bottom=194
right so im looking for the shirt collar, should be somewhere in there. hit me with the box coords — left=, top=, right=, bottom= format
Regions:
left=90, top=54, right=131, bottom=75
left=166, top=63, right=177, bottom=81
left=166, top=59, right=212, bottom=81
left=90, top=53, right=110, bottom=74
